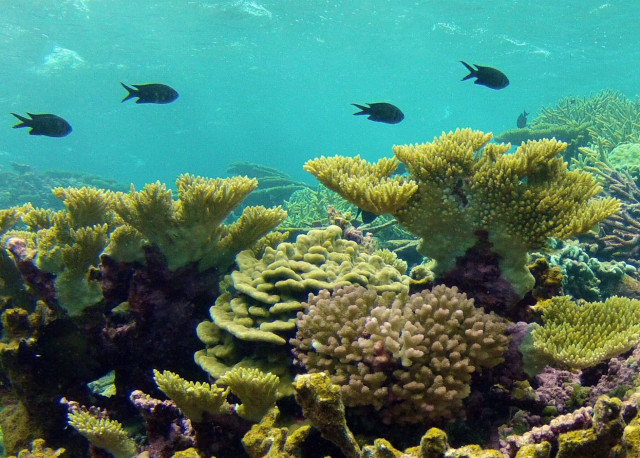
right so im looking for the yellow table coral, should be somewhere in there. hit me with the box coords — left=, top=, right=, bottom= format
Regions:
left=531, top=295, right=640, bottom=369
left=305, top=128, right=619, bottom=295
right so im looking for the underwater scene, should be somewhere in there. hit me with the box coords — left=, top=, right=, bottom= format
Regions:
left=2, top=0, right=640, bottom=457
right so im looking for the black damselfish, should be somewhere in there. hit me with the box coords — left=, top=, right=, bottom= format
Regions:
left=352, top=102, right=404, bottom=124
left=121, top=83, right=179, bottom=104
left=517, top=110, right=528, bottom=128
left=460, top=61, right=509, bottom=90
left=11, top=113, right=72, bottom=137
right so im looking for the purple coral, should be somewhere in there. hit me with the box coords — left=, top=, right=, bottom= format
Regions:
left=291, top=284, right=510, bottom=424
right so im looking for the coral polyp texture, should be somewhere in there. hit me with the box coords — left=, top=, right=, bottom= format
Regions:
left=195, top=225, right=410, bottom=380
left=531, top=295, right=640, bottom=369
left=290, top=284, right=510, bottom=424
left=304, top=128, right=620, bottom=295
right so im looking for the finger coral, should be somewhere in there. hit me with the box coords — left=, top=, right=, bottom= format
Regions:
left=531, top=295, right=640, bottom=370
left=290, top=284, right=509, bottom=424
left=305, top=128, right=620, bottom=295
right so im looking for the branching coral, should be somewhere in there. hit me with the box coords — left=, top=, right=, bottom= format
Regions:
left=153, top=369, right=231, bottom=422
left=112, top=174, right=287, bottom=271
left=305, top=128, right=619, bottom=295
left=532, top=90, right=640, bottom=150
left=531, top=295, right=640, bottom=369
left=66, top=409, right=137, bottom=458
left=217, top=367, right=280, bottom=422
left=291, top=284, right=509, bottom=424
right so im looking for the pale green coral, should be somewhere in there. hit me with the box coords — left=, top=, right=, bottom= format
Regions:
left=153, top=369, right=231, bottom=422
left=280, top=185, right=357, bottom=229
left=67, top=410, right=136, bottom=458
left=532, top=295, right=640, bottom=369
left=305, top=129, right=620, bottom=295
left=217, top=367, right=279, bottom=422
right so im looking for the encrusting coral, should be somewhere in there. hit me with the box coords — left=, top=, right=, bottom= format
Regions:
left=531, top=295, right=640, bottom=369
left=291, top=284, right=510, bottom=424
left=305, top=129, right=620, bottom=296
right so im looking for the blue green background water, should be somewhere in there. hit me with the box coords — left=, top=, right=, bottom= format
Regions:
left=1, top=0, right=637, bottom=188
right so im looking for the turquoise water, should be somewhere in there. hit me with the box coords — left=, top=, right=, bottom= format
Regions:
left=1, top=1, right=638, bottom=187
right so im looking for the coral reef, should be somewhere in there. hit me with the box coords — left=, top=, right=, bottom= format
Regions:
left=305, top=129, right=619, bottom=296
left=153, top=369, right=231, bottom=422
left=241, top=406, right=310, bottom=458
left=195, top=225, right=409, bottom=383
left=291, top=284, right=509, bottom=424
left=531, top=295, right=640, bottom=369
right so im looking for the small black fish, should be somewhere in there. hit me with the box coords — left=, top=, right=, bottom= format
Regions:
left=356, top=207, right=378, bottom=224
left=460, top=61, right=509, bottom=90
left=517, top=110, right=528, bottom=128
left=121, top=82, right=179, bottom=104
left=352, top=102, right=404, bottom=124
left=11, top=113, right=72, bottom=137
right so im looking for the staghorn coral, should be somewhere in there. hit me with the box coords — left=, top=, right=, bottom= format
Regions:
left=531, top=295, right=640, bottom=370
left=153, top=369, right=231, bottom=422
left=532, top=90, right=640, bottom=151
left=280, top=185, right=357, bottom=230
left=112, top=173, right=287, bottom=271
left=195, top=225, right=409, bottom=382
left=217, top=367, right=279, bottom=422
left=495, top=123, right=591, bottom=162
left=291, top=284, right=509, bottom=424
left=305, top=129, right=619, bottom=296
